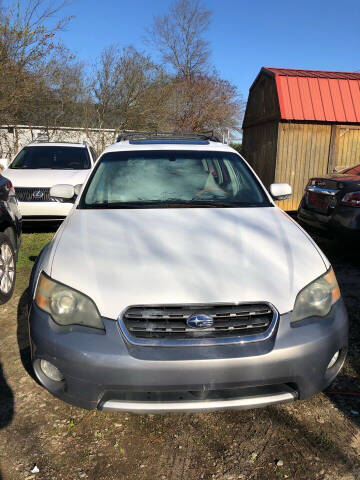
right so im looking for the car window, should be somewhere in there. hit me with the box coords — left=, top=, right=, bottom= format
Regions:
left=81, top=150, right=271, bottom=208
left=10, top=146, right=91, bottom=170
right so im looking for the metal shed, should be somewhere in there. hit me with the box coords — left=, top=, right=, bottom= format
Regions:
left=242, top=67, right=360, bottom=210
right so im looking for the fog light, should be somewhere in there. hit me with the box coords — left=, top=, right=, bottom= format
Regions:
left=327, top=351, right=339, bottom=369
left=40, top=359, right=64, bottom=382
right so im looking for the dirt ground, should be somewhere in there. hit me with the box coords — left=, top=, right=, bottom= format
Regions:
left=0, top=224, right=359, bottom=480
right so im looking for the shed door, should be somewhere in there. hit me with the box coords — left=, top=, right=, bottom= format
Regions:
left=275, top=123, right=331, bottom=211
left=329, top=125, right=360, bottom=172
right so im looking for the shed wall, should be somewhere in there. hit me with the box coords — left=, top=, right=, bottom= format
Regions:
left=329, top=125, right=360, bottom=171
left=242, top=122, right=278, bottom=189
left=243, top=69, right=360, bottom=212
left=275, top=123, right=331, bottom=211
left=243, top=73, right=280, bottom=128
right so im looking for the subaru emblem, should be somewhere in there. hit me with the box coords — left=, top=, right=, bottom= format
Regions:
left=186, top=314, right=214, bottom=329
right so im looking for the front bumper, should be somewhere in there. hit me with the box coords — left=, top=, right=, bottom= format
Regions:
left=29, top=300, right=348, bottom=413
left=18, top=201, right=73, bottom=220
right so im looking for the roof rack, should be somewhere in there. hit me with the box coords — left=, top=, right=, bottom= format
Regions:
left=116, top=130, right=221, bottom=143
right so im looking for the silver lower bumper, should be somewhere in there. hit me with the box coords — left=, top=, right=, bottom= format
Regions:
left=29, top=300, right=348, bottom=412
left=99, top=385, right=298, bottom=413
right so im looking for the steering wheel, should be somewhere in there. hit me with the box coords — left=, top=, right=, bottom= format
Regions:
left=192, top=187, right=227, bottom=199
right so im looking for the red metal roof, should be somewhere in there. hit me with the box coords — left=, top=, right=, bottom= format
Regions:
left=263, top=67, right=360, bottom=123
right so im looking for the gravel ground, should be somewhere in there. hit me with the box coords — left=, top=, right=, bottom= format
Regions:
left=0, top=226, right=359, bottom=480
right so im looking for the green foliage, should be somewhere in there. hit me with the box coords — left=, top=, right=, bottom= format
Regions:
left=229, top=142, right=242, bottom=154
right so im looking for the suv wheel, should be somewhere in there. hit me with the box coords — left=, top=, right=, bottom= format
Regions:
left=0, top=233, right=16, bottom=304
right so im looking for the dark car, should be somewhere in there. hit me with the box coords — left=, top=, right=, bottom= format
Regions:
left=298, top=164, right=360, bottom=238
left=0, top=174, right=22, bottom=304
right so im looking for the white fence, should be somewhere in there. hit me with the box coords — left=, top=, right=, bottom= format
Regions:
left=0, top=125, right=118, bottom=161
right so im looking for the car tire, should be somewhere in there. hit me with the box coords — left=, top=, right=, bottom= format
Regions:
left=0, top=232, right=16, bottom=304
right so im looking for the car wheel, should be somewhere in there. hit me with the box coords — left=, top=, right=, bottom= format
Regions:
left=0, top=232, right=16, bottom=304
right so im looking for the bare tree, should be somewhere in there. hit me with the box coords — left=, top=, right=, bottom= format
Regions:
left=0, top=0, right=73, bottom=124
left=165, top=73, right=244, bottom=133
left=0, top=0, right=244, bottom=136
left=0, top=0, right=71, bottom=68
left=92, top=45, right=170, bottom=131
left=146, top=0, right=243, bottom=133
left=40, top=47, right=89, bottom=127
left=147, top=0, right=211, bottom=78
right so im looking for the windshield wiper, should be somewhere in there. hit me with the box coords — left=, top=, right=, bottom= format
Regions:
left=183, top=201, right=233, bottom=208
left=83, top=201, right=251, bottom=209
left=83, top=202, right=144, bottom=209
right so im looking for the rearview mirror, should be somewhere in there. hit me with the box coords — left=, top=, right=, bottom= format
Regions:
left=0, top=158, right=9, bottom=170
left=50, top=184, right=75, bottom=200
left=270, top=183, right=292, bottom=200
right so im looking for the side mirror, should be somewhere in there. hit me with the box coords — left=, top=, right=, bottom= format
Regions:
left=50, top=184, right=75, bottom=200
left=0, top=158, right=9, bottom=170
left=74, top=184, right=83, bottom=196
left=270, top=183, right=292, bottom=200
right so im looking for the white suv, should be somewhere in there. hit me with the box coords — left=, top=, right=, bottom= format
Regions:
left=2, top=141, right=97, bottom=221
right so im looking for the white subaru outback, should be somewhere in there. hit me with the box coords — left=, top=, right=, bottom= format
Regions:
left=3, top=141, right=97, bottom=221
left=28, top=133, right=348, bottom=413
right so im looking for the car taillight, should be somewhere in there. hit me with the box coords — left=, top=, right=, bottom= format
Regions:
left=340, top=191, right=360, bottom=207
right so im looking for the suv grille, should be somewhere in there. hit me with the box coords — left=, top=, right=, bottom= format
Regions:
left=15, top=187, right=51, bottom=202
left=122, top=303, right=276, bottom=342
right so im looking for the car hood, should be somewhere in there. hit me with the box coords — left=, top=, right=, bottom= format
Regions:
left=330, top=174, right=360, bottom=182
left=312, top=173, right=360, bottom=183
left=48, top=207, right=328, bottom=319
left=2, top=168, right=90, bottom=188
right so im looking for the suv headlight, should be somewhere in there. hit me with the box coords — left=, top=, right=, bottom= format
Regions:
left=291, top=267, right=340, bottom=324
left=35, top=272, right=104, bottom=330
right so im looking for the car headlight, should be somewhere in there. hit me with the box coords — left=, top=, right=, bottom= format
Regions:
left=35, top=272, right=104, bottom=330
left=291, top=267, right=341, bottom=324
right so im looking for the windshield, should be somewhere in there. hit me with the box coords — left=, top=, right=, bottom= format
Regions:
left=10, top=146, right=91, bottom=170
left=81, top=150, right=271, bottom=208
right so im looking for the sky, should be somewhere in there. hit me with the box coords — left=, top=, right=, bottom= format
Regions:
left=5, top=0, right=360, bottom=99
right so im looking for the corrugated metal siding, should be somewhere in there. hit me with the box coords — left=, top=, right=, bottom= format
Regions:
left=275, top=75, right=360, bottom=123
left=275, top=123, right=331, bottom=210
left=265, top=68, right=360, bottom=80
left=257, top=67, right=360, bottom=124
